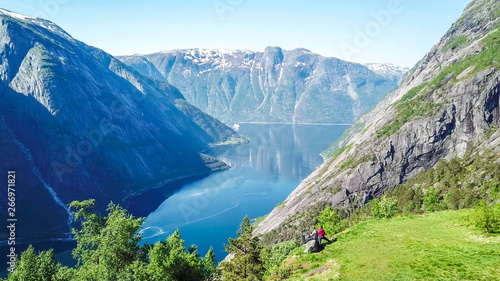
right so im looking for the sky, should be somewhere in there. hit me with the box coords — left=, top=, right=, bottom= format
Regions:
left=1, top=0, right=471, bottom=67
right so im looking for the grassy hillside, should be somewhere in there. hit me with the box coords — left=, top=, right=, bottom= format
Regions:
left=272, top=210, right=500, bottom=280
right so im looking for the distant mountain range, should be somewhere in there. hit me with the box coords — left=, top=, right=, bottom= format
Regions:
left=120, top=49, right=407, bottom=124
left=363, top=62, right=409, bottom=81
left=0, top=9, right=241, bottom=242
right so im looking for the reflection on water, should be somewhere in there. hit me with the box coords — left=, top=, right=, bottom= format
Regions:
left=208, top=124, right=341, bottom=181
left=140, top=124, right=348, bottom=260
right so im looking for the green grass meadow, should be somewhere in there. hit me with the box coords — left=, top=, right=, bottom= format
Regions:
left=279, top=210, right=500, bottom=280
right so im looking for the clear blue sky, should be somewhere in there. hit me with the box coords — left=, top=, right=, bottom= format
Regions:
left=2, top=0, right=471, bottom=67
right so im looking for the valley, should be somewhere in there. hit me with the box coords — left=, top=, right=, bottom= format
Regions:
left=1, top=0, right=500, bottom=280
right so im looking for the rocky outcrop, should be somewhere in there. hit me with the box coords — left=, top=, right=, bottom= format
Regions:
left=255, top=0, right=500, bottom=236
left=119, top=49, right=405, bottom=124
left=304, top=239, right=322, bottom=253
left=0, top=9, right=239, bottom=242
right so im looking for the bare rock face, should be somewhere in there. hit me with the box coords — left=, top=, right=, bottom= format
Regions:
left=119, top=48, right=405, bottom=124
left=255, top=0, right=500, bottom=236
left=0, top=9, right=238, bottom=242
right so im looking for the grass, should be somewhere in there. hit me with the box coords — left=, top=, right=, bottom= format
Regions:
left=276, top=201, right=286, bottom=209
left=276, top=210, right=500, bottom=280
left=442, top=36, right=468, bottom=52
left=253, top=215, right=268, bottom=227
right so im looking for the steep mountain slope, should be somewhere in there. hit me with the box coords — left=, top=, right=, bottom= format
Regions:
left=119, top=48, right=403, bottom=124
left=0, top=9, right=239, bottom=242
left=255, top=0, right=500, bottom=238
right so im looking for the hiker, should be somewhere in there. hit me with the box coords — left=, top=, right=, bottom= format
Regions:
left=311, top=226, right=318, bottom=241
left=318, top=226, right=330, bottom=245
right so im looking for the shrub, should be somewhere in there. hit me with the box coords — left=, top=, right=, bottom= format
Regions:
left=262, top=241, right=298, bottom=279
left=423, top=189, right=442, bottom=212
left=316, top=206, right=346, bottom=236
left=372, top=196, right=398, bottom=219
left=473, top=201, right=500, bottom=234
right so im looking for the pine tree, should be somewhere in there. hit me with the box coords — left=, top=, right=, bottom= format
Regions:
left=202, top=247, right=219, bottom=280
left=221, top=216, right=263, bottom=281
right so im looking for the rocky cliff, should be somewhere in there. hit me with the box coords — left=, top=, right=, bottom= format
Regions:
left=0, top=9, right=239, bottom=243
left=255, top=0, right=500, bottom=238
left=119, top=48, right=406, bottom=124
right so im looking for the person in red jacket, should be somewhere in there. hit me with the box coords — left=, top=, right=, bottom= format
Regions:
left=318, top=226, right=330, bottom=245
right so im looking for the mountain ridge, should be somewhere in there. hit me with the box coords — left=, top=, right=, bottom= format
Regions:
left=0, top=8, right=240, bottom=243
left=119, top=47, right=405, bottom=124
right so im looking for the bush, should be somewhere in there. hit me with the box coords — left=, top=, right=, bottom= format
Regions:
left=473, top=201, right=500, bottom=234
left=316, top=206, right=345, bottom=236
left=262, top=241, right=298, bottom=279
left=423, top=189, right=446, bottom=212
left=372, top=196, right=398, bottom=219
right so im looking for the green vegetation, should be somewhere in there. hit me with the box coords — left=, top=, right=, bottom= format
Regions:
left=378, top=24, right=500, bottom=139
left=253, top=215, right=268, bottom=228
left=332, top=144, right=352, bottom=160
left=275, top=201, right=286, bottom=209
left=339, top=154, right=373, bottom=171
left=490, top=6, right=500, bottom=19
left=209, top=135, right=250, bottom=147
left=261, top=241, right=298, bottom=280
left=339, top=158, right=354, bottom=170
left=315, top=206, right=345, bottom=236
left=377, top=82, right=444, bottom=139
left=371, top=196, right=398, bottom=219
left=442, top=35, right=468, bottom=52
left=473, top=201, right=500, bottom=233
left=2, top=200, right=217, bottom=281
left=271, top=210, right=500, bottom=280
left=220, top=216, right=264, bottom=280
left=387, top=149, right=500, bottom=215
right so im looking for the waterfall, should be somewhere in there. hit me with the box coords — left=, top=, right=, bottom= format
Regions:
left=12, top=138, right=73, bottom=236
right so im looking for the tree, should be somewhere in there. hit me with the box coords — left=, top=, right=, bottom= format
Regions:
left=202, top=247, right=219, bottom=280
left=69, top=200, right=144, bottom=280
left=4, top=246, right=59, bottom=281
left=220, top=216, right=263, bottom=281
left=148, top=230, right=204, bottom=281
left=316, top=206, right=345, bottom=236
left=372, top=196, right=399, bottom=218
left=2, top=199, right=216, bottom=281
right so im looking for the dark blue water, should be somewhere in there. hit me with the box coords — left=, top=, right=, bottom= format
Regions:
left=138, top=124, right=348, bottom=261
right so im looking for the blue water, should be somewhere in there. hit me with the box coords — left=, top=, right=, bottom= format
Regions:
left=139, top=124, right=348, bottom=260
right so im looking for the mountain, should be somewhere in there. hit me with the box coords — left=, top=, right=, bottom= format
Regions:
left=255, top=0, right=500, bottom=239
left=363, top=62, right=410, bottom=83
left=119, top=48, right=404, bottom=124
left=0, top=9, right=241, bottom=243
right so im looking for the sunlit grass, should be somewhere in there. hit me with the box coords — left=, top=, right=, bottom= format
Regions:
left=278, top=210, right=500, bottom=280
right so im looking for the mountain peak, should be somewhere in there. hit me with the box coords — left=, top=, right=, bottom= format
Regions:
left=0, top=8, right=73, bottom=40
left=0, top=8, right=35, bottom=20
